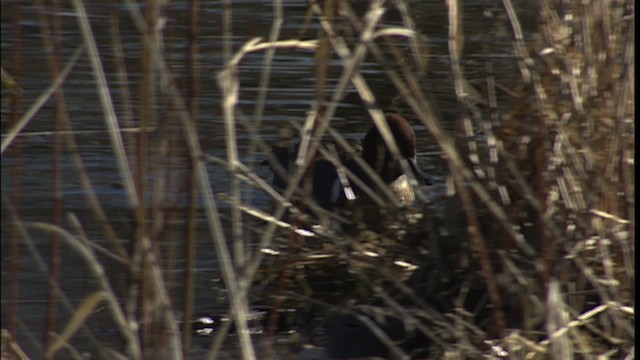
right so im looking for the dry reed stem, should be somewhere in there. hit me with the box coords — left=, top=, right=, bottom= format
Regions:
left=2, top=199, right=111, bottom=358
left=30, top=220, right=141, bottom=359
left=0, top=48, right=83, bottom=155
left=182, top=1, right=200, bottom=348
left=32, top=2, right=73, bottom=348
left=7, top=0, right=23, bottom=340
left=73, top=1, right=184, bottom=357
left=447, top=0, right=507, bottom=335
left=148, top=42, right=257, bottom=360
left=71, top=0, right=139, bottom=208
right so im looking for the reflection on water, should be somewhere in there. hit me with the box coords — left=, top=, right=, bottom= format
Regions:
left=1, top=1, right=525, bottom=358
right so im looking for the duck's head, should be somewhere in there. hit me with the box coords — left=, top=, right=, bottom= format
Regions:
left=362, top=113, right=430, bottom=188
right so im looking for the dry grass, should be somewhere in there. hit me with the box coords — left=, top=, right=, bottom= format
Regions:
left=1, top=0, right=633, bottom=359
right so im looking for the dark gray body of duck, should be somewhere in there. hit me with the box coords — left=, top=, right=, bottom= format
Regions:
left=264, top=113, right=430, bottom=207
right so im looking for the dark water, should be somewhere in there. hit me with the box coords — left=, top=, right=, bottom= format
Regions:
left=1, top=1, right=528, bottom=358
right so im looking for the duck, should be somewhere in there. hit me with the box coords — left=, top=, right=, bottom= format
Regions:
left=326, top=305, right=431, bottom=359
left=264, top=113, right=430, bottom=208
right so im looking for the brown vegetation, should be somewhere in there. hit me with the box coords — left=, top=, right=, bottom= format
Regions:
left=1, top=0, right=633, bottom=359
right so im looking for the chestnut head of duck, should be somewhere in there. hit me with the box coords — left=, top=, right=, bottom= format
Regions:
left=362, top=113, right=418, bottom=184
